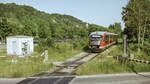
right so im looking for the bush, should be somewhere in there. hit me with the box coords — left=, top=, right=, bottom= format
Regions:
left=37, top=37, right=55, bottom=52
left=54, top=42, right=71, bottom=53
left=128, top=43, right=139, bottom=51
left=128, top=42, right=150, bottom=56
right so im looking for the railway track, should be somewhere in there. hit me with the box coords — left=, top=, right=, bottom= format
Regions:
left=17, top=46, right=114, bottom=84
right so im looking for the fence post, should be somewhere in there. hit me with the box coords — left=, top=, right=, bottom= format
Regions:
left=43, top=50, right=49, bottom=63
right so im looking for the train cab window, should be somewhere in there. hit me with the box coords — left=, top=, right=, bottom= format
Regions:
left=90, top=35, right=102, bottom=41
left=90, top=37, right=101, bottom=41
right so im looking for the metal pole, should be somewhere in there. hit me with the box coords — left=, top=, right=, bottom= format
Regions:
left=123, top=35, right=127, bottom=57
left=72, top=39, right=73, bottom=52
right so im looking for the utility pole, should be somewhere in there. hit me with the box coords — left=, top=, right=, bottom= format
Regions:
left=72, top=38, right=73, bottom=52
left=123, top=35, right=128, bottom=57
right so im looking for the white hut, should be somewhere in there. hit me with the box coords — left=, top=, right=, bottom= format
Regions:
left=6, top=36, right=34, bottom=57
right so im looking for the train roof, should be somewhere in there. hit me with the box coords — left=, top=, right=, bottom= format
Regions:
left=90, top=31, right=118, bottom=36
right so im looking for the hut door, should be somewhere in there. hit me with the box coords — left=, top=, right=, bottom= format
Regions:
left=12, top=41, right=17, bottom=55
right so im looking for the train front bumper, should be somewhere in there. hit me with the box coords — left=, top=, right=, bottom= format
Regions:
left=89, top=45, right=102, bottom=52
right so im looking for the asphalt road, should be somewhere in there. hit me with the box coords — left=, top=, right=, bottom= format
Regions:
left=0, top=78, right=24, bottom=84
left=70, top=73, right=150, bottom=84
left=0, top=73, right=150, bottom=84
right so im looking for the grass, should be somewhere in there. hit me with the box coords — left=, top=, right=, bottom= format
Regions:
left=0, top=49, right=7, bottom=56
left=0, top=42, right=83, bottom=78
left=0, top=58, right=53, bottom=78
left=127, top=43, right=150, bottom=61
left=76, top=58, right=128, bottom=75
left=76, top=57, right=150, bottom=75
left=0, top=44, right=7, bottom=56
left=47, top=43, right=83, bottom=62
left=76, top=45, right=150, bottom=75
left=34, top=42, right=83, bottom=62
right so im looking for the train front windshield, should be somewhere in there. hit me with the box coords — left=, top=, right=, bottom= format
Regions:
left=90, top=35, right=102, bottom=46
left=90, top=34, right=102, bottom=40
left=90, top=37, right=101, bottom=41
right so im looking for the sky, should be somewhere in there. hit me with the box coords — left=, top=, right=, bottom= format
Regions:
left=0, top=0, right=129, bottom=29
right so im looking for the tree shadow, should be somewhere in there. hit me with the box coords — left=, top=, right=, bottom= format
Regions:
left=128, top=64, right=150, bottom=78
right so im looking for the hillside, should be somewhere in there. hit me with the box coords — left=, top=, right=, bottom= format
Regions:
left=0, top=3, right=110, bottom=41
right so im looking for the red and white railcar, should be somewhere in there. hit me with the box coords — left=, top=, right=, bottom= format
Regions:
left=89, top=31, right=118, bottom=52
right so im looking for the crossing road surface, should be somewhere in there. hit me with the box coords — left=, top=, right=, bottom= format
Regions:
left=0, top=73, right=150, bottom=84
left=0, top=78, right=25, bottom=84
left=71, top=73, right=150, bottom=84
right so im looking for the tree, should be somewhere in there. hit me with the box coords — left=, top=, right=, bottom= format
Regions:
left=122, top=0, right=150, bottom=51
left=108, top=22, right=122, bottom=35
left=22, top=21, right=37, bottom=36
left=0, top=18, right=12, bottom=41
left=38, top=23, right=51, bottom=39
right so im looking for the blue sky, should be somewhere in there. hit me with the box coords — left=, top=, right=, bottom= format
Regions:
left=0, top=0, right=129, bottom=29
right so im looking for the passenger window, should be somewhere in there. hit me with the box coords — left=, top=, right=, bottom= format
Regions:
left=104, top=35, right=109, bottom=41
left=110, top=36, right=114, bottom=42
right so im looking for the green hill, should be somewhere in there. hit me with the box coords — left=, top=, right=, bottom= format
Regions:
left=0, top=3, right=110, bottom=41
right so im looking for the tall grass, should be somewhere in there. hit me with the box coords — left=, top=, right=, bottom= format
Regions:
left=76, top=58, right=128, bottom=75
left=0, top=49, right=7, bottom=56
left=76, top=45, right=150, bottom=75
left=0, top=57, right=53, bottom=78
left=128, top=42, right=150, bottom=60
left=47, top=42, right=83, bottom=62
left=76, top=57, right=150, bottom=75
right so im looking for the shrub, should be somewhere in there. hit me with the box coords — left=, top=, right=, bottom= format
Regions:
left=37, top=37, right=55, bottom=52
